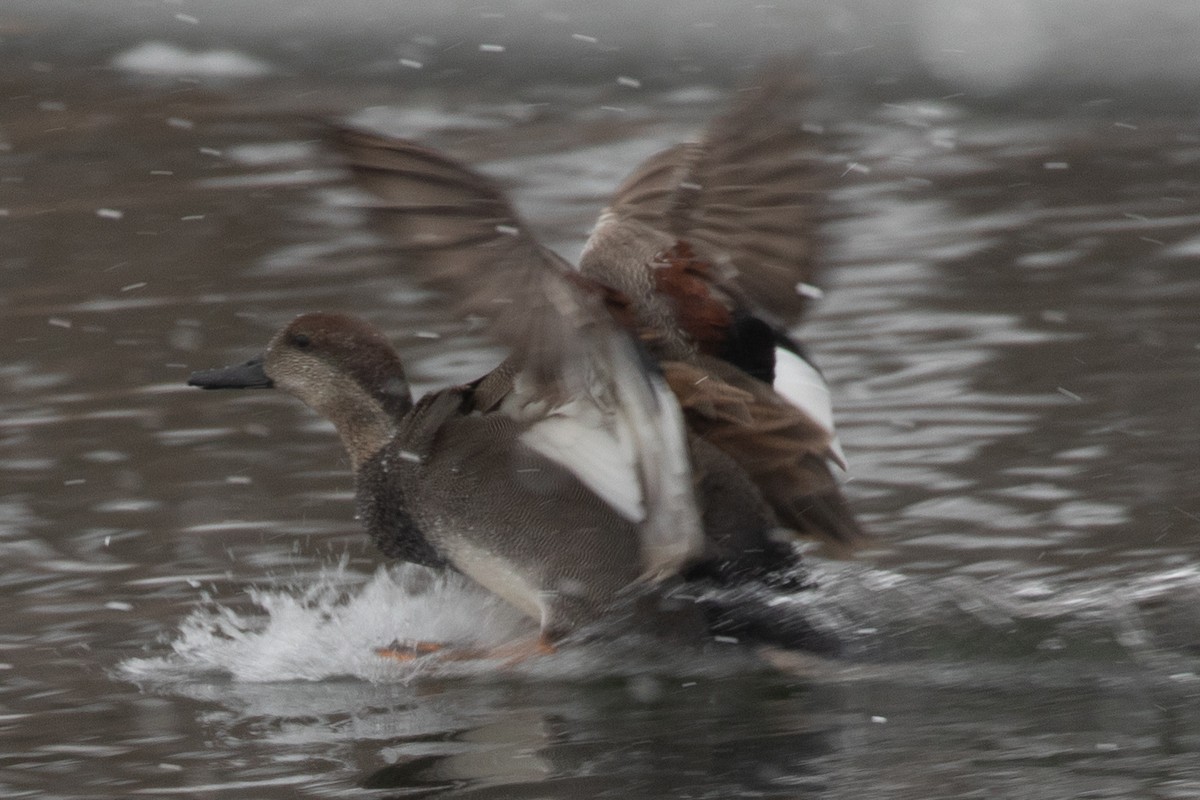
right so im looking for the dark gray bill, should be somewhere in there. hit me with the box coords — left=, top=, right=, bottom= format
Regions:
left=187, top=354, right=273, bottom=389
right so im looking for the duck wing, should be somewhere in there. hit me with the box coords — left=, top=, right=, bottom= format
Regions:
left=663, top=355, right=864, bottom=552
left=580, top=66, right=823, bottom=328
left=334, top=129, right=704, bottom=580
left=335, top=129, right=578, bottom=381
left=576, top=68, right=848, bottom=464
left=576, top=69, right=858, bottom=544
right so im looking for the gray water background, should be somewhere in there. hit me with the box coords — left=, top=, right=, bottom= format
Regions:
left=3, top=3, right=1200, bottom=797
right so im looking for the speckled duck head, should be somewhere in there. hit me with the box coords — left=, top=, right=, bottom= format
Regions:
left=189, top=313, right=412, bottom=469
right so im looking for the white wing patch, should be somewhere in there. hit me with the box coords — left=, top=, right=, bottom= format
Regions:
left=519, top=400, right=646, bottom=524
left=614, top=359, right=702, bottom=580
left=774, top=346, right=847, bottom=469
left=508, top=322, right=703, bottom=582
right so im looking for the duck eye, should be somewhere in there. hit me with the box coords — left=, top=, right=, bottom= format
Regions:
left=292, top=333, right=311, bottom=349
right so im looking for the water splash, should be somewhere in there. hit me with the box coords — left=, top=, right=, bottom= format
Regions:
left=120, top=556, right=1200, bottom=688
left=118, top=561, right=770, bottom=685
left=120, top=563, right=533, bottom=684
left=793, top=560, right=1200, bottom=681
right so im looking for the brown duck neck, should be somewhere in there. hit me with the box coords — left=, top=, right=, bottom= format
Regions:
left=313, top=376, right=409, bottom=471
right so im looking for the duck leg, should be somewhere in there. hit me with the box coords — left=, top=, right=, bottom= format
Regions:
left=374, top=640, right=457, bottom=662
left=375, top=634, right=556, bottom=664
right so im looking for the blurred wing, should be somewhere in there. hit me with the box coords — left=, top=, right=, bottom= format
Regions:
left=335, top=128, right=580, bottom=380
left=582, top=67, right=823, bottom=326
left=335, top=128, right=703, bottom=578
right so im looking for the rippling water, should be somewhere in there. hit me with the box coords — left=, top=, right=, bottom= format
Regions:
left=2, top=51, right=1199, bottom=799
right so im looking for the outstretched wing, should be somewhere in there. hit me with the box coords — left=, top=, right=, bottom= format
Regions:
left=574, top=68, right=862, bottom=550
left=335, top=129, right=584, bottom=382
left=334, top=128, right=704, bottom=579
left=581, top=67, right=823, bottom=327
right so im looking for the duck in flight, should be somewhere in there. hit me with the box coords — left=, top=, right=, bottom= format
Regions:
left=189, top=70, right=860, bottom=657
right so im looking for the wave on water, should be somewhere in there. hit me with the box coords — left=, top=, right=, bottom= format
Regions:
left=119, top=554, right=1200, bottom=686
left=119, top=554, right=1200, bottom=687
left=790, top=560, right=1200, bottom=684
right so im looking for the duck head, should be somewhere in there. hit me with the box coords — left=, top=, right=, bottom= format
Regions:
left=189, top=313, right=412, bottom=469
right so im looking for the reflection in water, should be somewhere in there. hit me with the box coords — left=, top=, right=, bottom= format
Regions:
left=1, top=61, right=1199, bottom=798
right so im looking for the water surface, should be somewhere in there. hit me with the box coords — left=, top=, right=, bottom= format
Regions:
left=2, top=49, right=1199, bottom=799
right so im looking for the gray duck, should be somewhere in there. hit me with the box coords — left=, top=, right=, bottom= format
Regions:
left=190, top=70, right=855, bottom=655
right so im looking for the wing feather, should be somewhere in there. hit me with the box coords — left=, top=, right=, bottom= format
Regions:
left=581, top=67, right=823, bottom=327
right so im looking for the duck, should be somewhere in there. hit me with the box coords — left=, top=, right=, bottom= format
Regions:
left=190, top=69, right=856, bottom=655
left=333, top=68, right=863, bottom=556
left=191, top=302, right=846, bottom=655
left=190, top=307, right=839, bottom=653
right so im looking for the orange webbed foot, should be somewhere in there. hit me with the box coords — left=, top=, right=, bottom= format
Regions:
left=493, top=634, right=557, bottom=666
left=375, top=635, right=557, bottom=665
left=375, top=640, right=454, bottom=662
